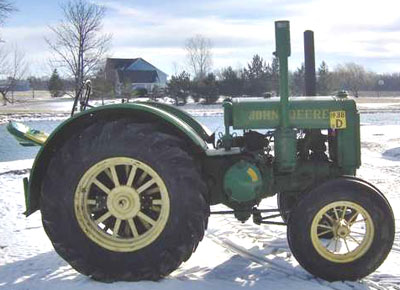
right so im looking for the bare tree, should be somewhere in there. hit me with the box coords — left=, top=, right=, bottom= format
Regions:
left=0, top=0, right=15, bottom=24
left=185, top=34, right=212, bottom=80
left=0, top=45, right=28, bottom=105
left=46, top=0, right=111, bottom=98
left=0, top=0, right=16, bottom=42
left=333, top=63, right=372, bottom=98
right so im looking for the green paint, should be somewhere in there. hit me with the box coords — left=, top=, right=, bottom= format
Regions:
left=144, top=102, right=212, bottom=141
left=227, top=97, right=357, bottom=129
left=24, top=103, right=211, bottom=216
left=223, top=161, right=263, bottom=203
left=275, top=20, right=291, bottom=129
left=19, top=20, right=363, bottom=222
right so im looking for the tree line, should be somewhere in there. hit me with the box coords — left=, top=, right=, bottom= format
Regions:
left=168, top=55, right=400, bottom=104
left=2, top=0, right=400, bottom=106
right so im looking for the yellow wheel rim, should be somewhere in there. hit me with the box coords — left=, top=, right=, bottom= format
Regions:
left=310, top=201, right=374, bottom=263
left=74, top=157, right=170, bottom=252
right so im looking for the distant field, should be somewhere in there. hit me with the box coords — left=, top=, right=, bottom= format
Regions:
left=358, top=91, right=400, bottom=98
left=8, top=90, right=52, bottom=101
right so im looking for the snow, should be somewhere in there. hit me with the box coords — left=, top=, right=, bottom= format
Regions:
left=1, top=122, right=400, bottom=289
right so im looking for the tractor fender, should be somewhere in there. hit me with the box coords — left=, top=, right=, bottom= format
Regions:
left=25, top=103, right=210, bottom=216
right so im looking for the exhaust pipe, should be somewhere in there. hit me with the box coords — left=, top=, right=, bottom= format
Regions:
left=304, top=30, right=316, bottom=96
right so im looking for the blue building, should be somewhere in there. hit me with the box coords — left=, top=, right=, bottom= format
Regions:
left=105, top=58, right=168, bottom=95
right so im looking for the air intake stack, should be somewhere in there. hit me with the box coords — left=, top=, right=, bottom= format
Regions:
left=274, top=21, right=297, bottom=173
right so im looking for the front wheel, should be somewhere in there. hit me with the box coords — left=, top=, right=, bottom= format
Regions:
left=287, top=177, right=395, bottom=281
left=41, top=120, right=209, bottom=281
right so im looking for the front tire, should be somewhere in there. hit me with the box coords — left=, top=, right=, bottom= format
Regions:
left=287, top=177, right=394, bottom=281
left=277, top=192, right=298, bottom=223
left=41, top=119, right=209, bottom=281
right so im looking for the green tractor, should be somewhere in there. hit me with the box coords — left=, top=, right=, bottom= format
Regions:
left=8, top=21, right=394, bottom=282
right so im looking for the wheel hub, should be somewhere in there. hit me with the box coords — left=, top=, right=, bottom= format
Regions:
left=335, top=220, right=350, bottom=238
left=74, top=157, right=171, bottom=252
left=310, top=201, right=374, bottom=263
left=107, top=186, right=140, bottom=220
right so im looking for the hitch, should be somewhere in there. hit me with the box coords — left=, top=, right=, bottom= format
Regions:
left=210, top=207, right=287, bottom=226
left=252, top=208, right=287, bottom=226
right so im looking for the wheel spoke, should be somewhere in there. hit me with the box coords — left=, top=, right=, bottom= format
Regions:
left=126, top=165, right=137, bottom=187
left=146, top=187, right=160, bottom=194
left=348, top=234, right=361, bottom=245
left=152, top=199, right=163, bottom=206
left=344, top=238, right=351, bottom=253
left=109, top=166, right=120, bottom=187
left=137, top=178, right=156, bottom=194
left=151, top=206, right=161, bottom=212
left=341, top=206, right=348, bottom=219
left=333, top=207, right=340, bottom=220
left=87, top=199, right=97, bottom=205
left=318, top=224, right=333, bottom=230
left=348, top=210, right=360, bottom=225
left=136, top=171, right=148, bottom=186
left=326, top=237, right=334, bottom=249
left=124, top=165, right=130, bottom=178
left=317, top=229, right=333, bottom=237
left=104, top=168, right=113, bottom=181
left=137, top=211, right=156, bottom=226
left=113, top=218, right=122, bottom=237
left=95, top=211, right=112, bottom=224
left=350, top=231, right=366, bottom=236
left=93, top=178, right=111, bottom=194
left=351, top=218, right=367, bottom=224
left=128, top=218, right=139, bottom=237
left=323, top=213, right=335, bottom=223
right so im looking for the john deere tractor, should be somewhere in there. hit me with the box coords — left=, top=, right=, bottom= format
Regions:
left=8, top=21, right=394, bottom=282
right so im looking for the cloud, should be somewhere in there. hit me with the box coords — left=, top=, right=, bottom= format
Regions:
left=100, top=0, right=400, bottom=75
left=3, top=0, right=400, bottom=76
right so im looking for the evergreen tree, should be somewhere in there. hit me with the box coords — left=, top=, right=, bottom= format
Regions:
left=91, top=68, right=114, bottom=99
left=167, top=71, right=191, bottom=104
left=192, top=73, right=219, bottom=104
left=271, top=56, right=280, bottom=95
left=48, top=69, right=64, bottom=98
left=243, top=54, right=271, bottom=96
left=219, top=66, right=243, bottom=97
left=290, top=64, right=305, bottom=96
left=317, top=61, right=332, bottom=95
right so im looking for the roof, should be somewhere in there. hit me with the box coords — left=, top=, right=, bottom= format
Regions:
left=106, top=58, right=139, bottom=71
left=106, top=57, right=167, bottom=84
left=117, top=70, right=159, bottom=84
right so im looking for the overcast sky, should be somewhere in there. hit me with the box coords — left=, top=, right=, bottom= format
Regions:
left=2, top=0, right=400, bottom=77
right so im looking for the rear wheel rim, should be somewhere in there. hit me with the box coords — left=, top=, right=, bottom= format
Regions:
left=74, top=157, right=170, bottom=252
left=310, top=201, right=374, bottom=263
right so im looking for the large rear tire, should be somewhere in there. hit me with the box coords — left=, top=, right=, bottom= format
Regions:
left=277, top=192, right=298, bottom=223
left=41, top=119, right=209, bottom=281
left=287, top=177, right=395, bottom=281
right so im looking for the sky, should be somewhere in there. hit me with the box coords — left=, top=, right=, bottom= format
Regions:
left=1, top=0, right=400, bottom=78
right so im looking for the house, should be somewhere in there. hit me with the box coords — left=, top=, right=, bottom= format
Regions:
left=105, top=58, right=168, bottom=95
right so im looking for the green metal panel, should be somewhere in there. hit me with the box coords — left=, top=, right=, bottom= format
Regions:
left=337, top=110, right=361, bottom=172
left=144, top=102, right=213, bottom=141
left=275, top=20, right=291, bottom=129
left=46, top=103, right=209, bottom=150
left=274, top=128, right=297, bottom=172
left=223, top=160, right=263, bottom=203
left=24, top=103, right=209, bottom=216
left=228, top=97, right=357, bottom=130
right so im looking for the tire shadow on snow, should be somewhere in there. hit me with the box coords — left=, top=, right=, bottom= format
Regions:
left=175, top=235, right=363, bottom=289
left=0, top=252, right=87, bottom=289
left=382, top=147, right=400, bottom=161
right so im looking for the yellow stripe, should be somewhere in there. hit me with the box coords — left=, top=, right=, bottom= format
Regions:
left=247, top=168, right=258, bottom=182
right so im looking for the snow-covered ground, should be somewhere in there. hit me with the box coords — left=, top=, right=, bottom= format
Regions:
left=1, top=124, right=400, bottom=289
